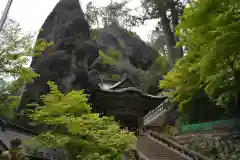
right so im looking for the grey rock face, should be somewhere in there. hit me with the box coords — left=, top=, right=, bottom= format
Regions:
left=91, top=23, right=160, bottom=90
left=17, top=0, right=91, bottom=113
left=95, top=23, right=158, bottom=70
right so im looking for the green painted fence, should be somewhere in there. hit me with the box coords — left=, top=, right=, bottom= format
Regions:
left=181, top=119, right=240, bottom=133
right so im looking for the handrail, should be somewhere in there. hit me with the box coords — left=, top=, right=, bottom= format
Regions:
left=141, top=130, right=211, bottom=160
left=142, top=100, right=171, bottom=124
left=132, top=149, right=150, bottom=160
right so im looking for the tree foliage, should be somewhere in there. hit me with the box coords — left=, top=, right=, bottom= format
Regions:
left=0, top=18, right=52, bottom=118
left=149, top=29, right=167, bottom=55
left=0, top=18, right=39, bottom=117
left=160, top=0, right=240, bottom=123
left=86, top=0, right=143, bottom=29
left=142, top=0, right=185, bottom=66
left=98, top=48, right=120, bottom=65
left=27, top=82, right=136, bottom=160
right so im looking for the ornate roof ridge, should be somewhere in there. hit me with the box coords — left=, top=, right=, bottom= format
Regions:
left=99, top=76, right=165, bottom=99
left=98, top=86, right=165, bottom=99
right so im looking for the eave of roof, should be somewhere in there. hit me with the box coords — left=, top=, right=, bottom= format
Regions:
left=0, top=119, right=38, bottom=136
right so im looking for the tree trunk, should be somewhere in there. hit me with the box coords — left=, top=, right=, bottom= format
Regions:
left=170, top=1, right=183, bottom=58
left=156, top=0, right=180, bottom=68
left=160, top=17, right=177, bottom=67
left=151, top=0, right=183, bottom=68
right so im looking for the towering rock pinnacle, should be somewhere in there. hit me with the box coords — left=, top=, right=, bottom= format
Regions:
left=17, top=0, right=93, bottom=114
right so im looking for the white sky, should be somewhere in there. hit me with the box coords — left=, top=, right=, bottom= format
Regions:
left=0, top=0, right=158, bottom=42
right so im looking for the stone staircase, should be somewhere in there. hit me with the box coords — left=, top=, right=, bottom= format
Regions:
left=135, top=131, right=211, bottom=160
left=137, top=135, right=184, bottom=160
left=136, top=98, right=211, bottom=160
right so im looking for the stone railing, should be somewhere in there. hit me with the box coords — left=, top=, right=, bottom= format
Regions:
left=142, top=130, right=211, bottom=160
left=142, top=101, right=170, bottom=125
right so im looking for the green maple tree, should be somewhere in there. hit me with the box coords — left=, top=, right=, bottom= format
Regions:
left=0, top=18, right=38, bottom=117
left=27, top=82, right=136, bottom=160
left=160, top=0, right=240, bottom=122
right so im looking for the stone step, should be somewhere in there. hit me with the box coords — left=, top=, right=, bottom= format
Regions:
left=137, top=136, right=185, bottom=160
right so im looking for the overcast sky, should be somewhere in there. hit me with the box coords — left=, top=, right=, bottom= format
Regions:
left=0, top=0, right=158, bottom=42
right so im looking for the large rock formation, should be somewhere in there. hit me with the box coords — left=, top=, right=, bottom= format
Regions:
left=17, top=0, right=161, bottom=118
left=93, top=23, right=158, bottom=70
left=17, top=0, right=94, bottom=113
